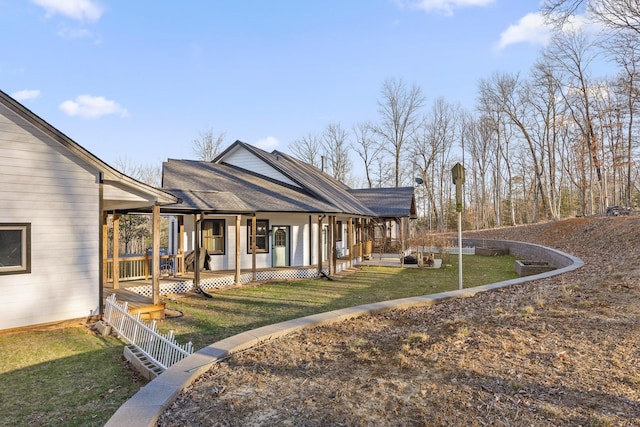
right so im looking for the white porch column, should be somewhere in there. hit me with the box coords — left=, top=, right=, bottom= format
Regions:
left=112, top=213, right=120, bottom=290
left=235, top=215, right=241, bottom=285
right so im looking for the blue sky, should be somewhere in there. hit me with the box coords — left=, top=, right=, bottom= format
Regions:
left=2, top=0, right=580, bottom=174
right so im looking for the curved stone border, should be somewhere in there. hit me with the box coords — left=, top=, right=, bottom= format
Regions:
left=105, top=239, right=583, bottom=427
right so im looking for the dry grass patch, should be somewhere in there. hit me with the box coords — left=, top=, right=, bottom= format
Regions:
left=159, top=216, right=640, bottom=426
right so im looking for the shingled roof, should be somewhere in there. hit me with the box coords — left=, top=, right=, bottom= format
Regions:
left=162, top=159, right=353, bottom=214
left=162, top=141, right=415, bottom=218
left=349, top=187, right=417, bottom=219
left=214, top=141, right=375, bottom=216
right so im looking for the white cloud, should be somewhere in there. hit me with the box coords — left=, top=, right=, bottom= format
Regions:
left=11, top=89, right=41, bottom=101
left=495, top=12, right=598, bottom=51
left=255, top=136, right=279, bottom=150
left=30, top=0, right=104, bottom=23
left=57, top=26, right=93, bottom=40
left=59, top=95, right=129, bottom=119
left=495, top=13, right=553, bottom=50
left=406, top=0, right=495, bottom=16
left=559, top=13, right=594, bottom=33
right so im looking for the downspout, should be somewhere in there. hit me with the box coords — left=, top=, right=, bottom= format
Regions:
left=98, top=176, right=104, bottom=316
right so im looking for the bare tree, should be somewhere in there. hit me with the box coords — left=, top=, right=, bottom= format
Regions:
left=322, top=123, right=352, bottom=183
left=192, top=129, right=226, bottom=161
left=478, top=72, right=551, bottom=221
left=543, top=0, right=640, bottom=34
left=110, top=157, right=158, bottom=254
left=375, top=77, right=425, bottom=187
left=372, top=156, right=394, bottom=188
left=465, top=115, right=495, bottom=229
left=114, top=157, right=162, bottom=186
left=409, top=98, right=461, bottom=231
left=607, top=31, right=640, bottom=206
left=478, top=84, right=509, bottom=226
left=289, top=132, right=323, bottom=168
left=528, top=58, right=568, bottom=219
left=352, top=121, right=383, bottom=188
left=545, top=29, right=604, bottom=213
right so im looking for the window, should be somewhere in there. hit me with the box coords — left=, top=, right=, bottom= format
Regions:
left=0, top=223, right=31, bottom=275
left=274, top=228, right=286, bottom=247
left=202, top=219, right=225, bottom=254
left=336, top=221, right=343, bottom=242
left=247, top=219, right=269, bottom=253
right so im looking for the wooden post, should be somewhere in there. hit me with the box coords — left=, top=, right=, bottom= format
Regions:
left=348, top=217, right=353, bottom=268
left=251, top=214, right=257, bottom=281
left=112, top=213, right=120, bottom=290
left=152, top=205, right=161, bottom=305
left=356, top=218, right=362, bottom=259
left=235, top=215, right=241, bottom=285
left=194, top=214, right=201, bottom=290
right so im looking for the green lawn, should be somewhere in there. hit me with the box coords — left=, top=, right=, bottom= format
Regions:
left=163, top=254, right=519, bottom=349
left=0, top=254, right=518, bottom=426
left=0, top=327, right=144, bottom=427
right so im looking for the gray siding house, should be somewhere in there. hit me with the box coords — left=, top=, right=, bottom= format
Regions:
left=0, top=90, right=177, bottom=331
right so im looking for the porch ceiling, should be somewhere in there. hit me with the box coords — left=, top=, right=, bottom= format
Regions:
left=102, top=180, right=177, bottom=211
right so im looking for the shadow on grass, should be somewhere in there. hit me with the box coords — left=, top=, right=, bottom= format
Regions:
left=0, top=328, right=146, bottom=427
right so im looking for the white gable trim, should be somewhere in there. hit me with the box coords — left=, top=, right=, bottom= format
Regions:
left=222, top=144, right=300, bottom=188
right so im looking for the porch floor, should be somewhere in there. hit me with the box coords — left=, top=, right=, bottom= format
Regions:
left=103, top=284, right=166, bottom=320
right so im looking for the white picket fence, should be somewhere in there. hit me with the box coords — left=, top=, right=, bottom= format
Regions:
left=103, top=294, right=193, bottom=370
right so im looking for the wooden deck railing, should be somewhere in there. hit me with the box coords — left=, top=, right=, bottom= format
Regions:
left=105, top=253, right=185, bottom=283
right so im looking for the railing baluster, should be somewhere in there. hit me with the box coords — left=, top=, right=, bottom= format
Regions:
left=103, top=296, right=193, bottom=372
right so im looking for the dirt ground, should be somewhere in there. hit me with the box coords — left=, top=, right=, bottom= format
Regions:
left=158, top=216, right=640, bottom=426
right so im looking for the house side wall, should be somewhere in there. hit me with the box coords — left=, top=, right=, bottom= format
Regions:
left=222, top=148, right=300, bottom=188
left=0, top=106, right=100, bottom=330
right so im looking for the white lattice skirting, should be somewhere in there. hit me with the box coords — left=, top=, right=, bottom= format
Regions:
left=125, top=260, right=357, bottom=298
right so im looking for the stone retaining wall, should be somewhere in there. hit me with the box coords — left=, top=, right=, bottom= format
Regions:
left=463, top=238, right=575, bottom=269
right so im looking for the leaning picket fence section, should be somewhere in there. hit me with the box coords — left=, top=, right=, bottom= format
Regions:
left=103, top=294, right=193, bottom=372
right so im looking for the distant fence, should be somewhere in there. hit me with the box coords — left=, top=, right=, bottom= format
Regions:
left=415, top=245, right=475, bottom=255
left=103, top=295, right=193, bottom=370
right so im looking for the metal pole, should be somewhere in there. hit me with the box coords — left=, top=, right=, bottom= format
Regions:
left=458, top=210, right=463, bottom=290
